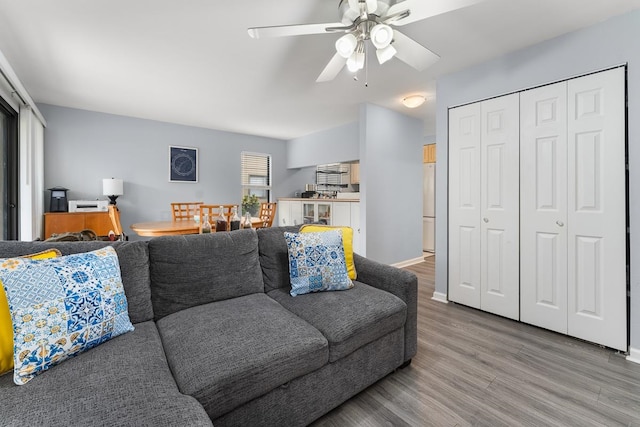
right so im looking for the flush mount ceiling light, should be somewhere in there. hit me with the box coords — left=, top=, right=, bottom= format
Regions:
left=248, top=0, right=486, bottom=82
left=402, top=95, right=426, bottom=108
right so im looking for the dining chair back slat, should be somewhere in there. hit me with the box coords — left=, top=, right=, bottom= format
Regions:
left=255, top=202, right=276, bottom=229
left=171, top=202, right=204, bottom=221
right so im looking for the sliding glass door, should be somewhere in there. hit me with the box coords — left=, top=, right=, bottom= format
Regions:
left=0, top=98, right=18, bottom=240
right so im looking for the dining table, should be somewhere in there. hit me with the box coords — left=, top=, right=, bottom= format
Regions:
left=130, top=218, right=265, bottom=237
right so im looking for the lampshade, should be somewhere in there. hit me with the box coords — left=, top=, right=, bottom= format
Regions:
left=376, top=44, right=397, bottom=64
left=103, top=178, right=124, bottom=196
left=335, top=33, right=358, bottom=58
left=347, top=51, right=365, bottom=72
left=370, top=24, right=393, bottom=49
left=402, top=95, right=426, bottom=109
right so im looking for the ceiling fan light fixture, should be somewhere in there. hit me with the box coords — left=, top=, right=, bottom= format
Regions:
left=335, top=33, right=358, bottom=58
left=376, top=44, right=397, bottom=64
left=402, top=94, right=426, bottom=108
left=346, top=50, right=365, bottom=72
left=370, top=24, right=393, bottom=49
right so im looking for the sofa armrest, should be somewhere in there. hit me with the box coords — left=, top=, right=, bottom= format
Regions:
left=353, top=253, right=418, bottom=362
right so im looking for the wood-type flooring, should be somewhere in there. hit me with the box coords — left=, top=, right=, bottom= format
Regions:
left=312, top=257, right=640, bottom=427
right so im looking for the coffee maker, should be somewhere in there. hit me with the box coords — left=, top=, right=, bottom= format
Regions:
left=48, top=187, right=69, bottom=212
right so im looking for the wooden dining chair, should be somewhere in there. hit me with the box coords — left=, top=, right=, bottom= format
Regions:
left=171, top=202, right=203, bottom=221
left=255, top=202, right=277, bottom=229
left=107, top=205, right=126, bottom=241
left=198, top=204, right=236, bottom=232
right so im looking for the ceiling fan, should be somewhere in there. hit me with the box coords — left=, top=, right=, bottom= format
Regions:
left=248, top=0, right=483, bottom=82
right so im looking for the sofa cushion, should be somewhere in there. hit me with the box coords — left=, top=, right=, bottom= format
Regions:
left=156, top=293, right=328, bottom=419
left=0, top=321, right=212, bottom=426
left=284, top=229, right=353, bottom=296
left=0, top=241, right=154, bottom=324
left=0, top=247, right=135, bottom=385
left=256, top=225, right=301, bottom=292
left=149, top=230, right=264, bottom=320
left=268, top=282, right=406, bottom=362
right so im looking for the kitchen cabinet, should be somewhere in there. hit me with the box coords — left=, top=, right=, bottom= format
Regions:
left=332, top=202, right=351, bottom=227
left=277, top=199, right=363, bottom=255
left=302, top=201, right=332, bottom=224
left=423, top=144, right=436, bottom=163
left=277, top=200, right=303, bottom=226
left=349, top=202, right=361, bottom=255
left=350, top=163, right=360, bottom=184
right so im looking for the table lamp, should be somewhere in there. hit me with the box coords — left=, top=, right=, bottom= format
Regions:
left=103, top=178, right=124, bottom=205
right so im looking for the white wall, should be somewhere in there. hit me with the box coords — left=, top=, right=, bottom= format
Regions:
left=360, top=103, right=424, bottom=264
left=287, top=122, right=359, bottom=169
left=285, top=103, right=424, bottom=265
left=434, top=10, right=640, bottom=351
left=40, top=104, right=304, bottom=240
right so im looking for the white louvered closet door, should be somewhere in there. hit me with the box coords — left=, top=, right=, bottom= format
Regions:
left=448, top=102, right=482, bottom=309
left=479, top=94, right=520, bottom=320
left=520, top=82, right=569, bottom=333
left=567, top=67, right=626, bottom=351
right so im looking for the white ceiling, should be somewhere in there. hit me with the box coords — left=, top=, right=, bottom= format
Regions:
left=0, top=0, right=638, bottom=140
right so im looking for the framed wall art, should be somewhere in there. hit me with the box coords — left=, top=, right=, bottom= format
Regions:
left=169, top=145, right=198, bottom=183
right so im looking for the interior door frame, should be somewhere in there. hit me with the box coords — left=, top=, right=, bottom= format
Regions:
left=0, top=96, right=18, bottom=240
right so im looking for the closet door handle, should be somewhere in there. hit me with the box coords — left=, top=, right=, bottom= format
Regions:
left=556, top=220, right=564, bottom=227
left=483, top=218, right=489, bottom=223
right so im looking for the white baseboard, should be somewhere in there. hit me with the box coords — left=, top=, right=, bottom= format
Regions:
left=431, top=291, right=449, bottom=304
left=391, top=257, right=425, bottom=268
left=627, top=347, right=640, bottom=364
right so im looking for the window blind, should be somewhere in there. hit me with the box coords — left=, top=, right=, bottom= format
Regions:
left=241, top=152, right=271, bottom=200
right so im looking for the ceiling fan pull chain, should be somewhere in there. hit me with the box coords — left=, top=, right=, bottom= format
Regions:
left=365, top=43, right=369, bottom=87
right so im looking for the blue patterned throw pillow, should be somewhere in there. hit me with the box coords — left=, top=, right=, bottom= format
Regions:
left=284, top=229, right=354, bottom=297
left=0, top=246, right=134, bottom=385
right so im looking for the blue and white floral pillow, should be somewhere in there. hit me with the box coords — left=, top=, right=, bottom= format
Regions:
left=0, top=246, right=134, bottom=385
left=284, top=229, right=354, bottom=297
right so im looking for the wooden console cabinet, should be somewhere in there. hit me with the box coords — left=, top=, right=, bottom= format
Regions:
left=44, top=212, right=113, bottom=238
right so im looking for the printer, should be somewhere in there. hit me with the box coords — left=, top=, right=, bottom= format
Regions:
left=68, top=200, right=109, bottom=212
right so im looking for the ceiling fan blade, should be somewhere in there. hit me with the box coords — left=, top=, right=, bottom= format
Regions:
left=248, top=22, right=343, bottom=39
left=386, top=0, right=484, bottom=26
left=392, top=31, right=440, bottom=71
left=316, top=53, right=348, bottom=83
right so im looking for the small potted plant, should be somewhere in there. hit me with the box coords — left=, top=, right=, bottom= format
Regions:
left=242, top=194, right=260, bottom=216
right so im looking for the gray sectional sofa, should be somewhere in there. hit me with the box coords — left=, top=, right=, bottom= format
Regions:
left=0, top=225, right=417, bottom=426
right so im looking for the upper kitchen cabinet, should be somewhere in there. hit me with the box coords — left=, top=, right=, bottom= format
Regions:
left=423, top=144, right=436, bottom=163
left=350, top=162, right=360, bottom=184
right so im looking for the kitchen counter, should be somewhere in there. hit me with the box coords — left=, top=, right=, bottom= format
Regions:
left=278, top=198, right=360, bottom=202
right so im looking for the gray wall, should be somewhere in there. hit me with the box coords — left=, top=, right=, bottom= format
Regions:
left=434, top=10, right=640, bottom=350
left=360, top=103, right=424, bottom=264
left=39, top=104, right=304, bottom=239
left=287, top=122, right=359, bottom=168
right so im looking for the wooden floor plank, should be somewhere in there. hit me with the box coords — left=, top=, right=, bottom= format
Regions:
left=310, top=258, right=640, bottom=426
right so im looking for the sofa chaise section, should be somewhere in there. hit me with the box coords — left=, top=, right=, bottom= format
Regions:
left=0, top=240, right=212, bottom=427
left=0, top=321, right=212, bottom=427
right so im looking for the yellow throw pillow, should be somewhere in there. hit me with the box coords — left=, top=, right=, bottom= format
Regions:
left=300, top=225, right=356, bottom=280
left=0, top=249, right=61, bottom=376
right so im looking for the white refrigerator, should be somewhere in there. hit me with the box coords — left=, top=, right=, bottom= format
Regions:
left=423, top=163, right=435, bottom=252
